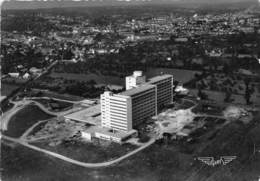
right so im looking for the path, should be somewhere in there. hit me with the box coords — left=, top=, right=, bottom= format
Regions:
left=20, top=120, right=49, bottom=141
left=2, top=135, right=155, bottom=168
left=27, top=97, right=80, bottom=104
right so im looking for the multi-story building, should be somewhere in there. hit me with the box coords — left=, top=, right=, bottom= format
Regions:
left=97, top=71, right=173, bottom=143
left=101, top=91, right=132, bottom=132
left=126, top=71, right=173, bottom=110
left=147, top=74, right=173, bottom=109
left=120, top=84, right=157, bottom=127
left=101, top=84, right=157, bottom=132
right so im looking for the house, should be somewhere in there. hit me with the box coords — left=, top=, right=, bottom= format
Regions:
left=22, top=73, right=30, bottom=79
left=29, top=67, right=42, bottom=75
left=174, top=37, right=188, bottom=43
left=8, top=72, right=20, bottom=78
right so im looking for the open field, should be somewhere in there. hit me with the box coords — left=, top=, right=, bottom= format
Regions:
left=50, top=72, right=124, bottom=86
left=3, top=105, right=54, bottom=138
left=50, top=68, right=200, bottom=87
left=189, top=89, right=260, bottom=106
left=146, top=68, right=200, bottom=84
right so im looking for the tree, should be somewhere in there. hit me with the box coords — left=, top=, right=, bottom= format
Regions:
left=197, top=88, right=208, bottom=100
left=244, top=78, right=253, bottom=105
left=224, top=90, right=232, bottom=103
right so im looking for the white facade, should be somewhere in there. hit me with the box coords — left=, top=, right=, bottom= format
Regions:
left=100, top=72, right=173, bottom=142
left=101, top=91, right=132, bottom=132
left=101, top=84, right=157, bottom=132
left=125, top=71, right=146, bottom=90
left=81, top=131, right=92, bottom=141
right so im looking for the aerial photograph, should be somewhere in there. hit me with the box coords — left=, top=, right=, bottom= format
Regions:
left=0, top=0, right=260, bottom=180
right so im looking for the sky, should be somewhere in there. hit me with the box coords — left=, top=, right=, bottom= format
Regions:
left=1, top=0, right=257, bottom=10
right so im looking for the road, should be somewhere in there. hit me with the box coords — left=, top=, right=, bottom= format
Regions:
left=2, top=135, right=155, bottom=168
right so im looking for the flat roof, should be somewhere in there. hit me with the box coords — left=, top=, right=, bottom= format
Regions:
left=119, top=84, right=156, bottom=96
left=148, top=74, right=173, bottom=84
left=83, top=126, right=137, bottom=139
left=64, top=104, right=101, bottom=125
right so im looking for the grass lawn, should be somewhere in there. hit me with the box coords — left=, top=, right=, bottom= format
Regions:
left=33, top=139, right=138, bottom=163
left=3, top=105, right=54, bottom=138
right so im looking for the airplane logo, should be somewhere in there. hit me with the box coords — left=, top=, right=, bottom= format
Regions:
left=197, top=156, right=237, bottom=167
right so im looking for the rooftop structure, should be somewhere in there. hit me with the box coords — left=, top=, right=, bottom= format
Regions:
left=120, top=84, right=156, bottom=97
left=147, top=74, right=173, bottom=84
left=125, top=71, right=146, bottom=90
left=64, top=104, right=101, bottom=125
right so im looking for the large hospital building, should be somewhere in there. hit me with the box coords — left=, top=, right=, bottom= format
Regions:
left=100, top=71, right=173, bottom=136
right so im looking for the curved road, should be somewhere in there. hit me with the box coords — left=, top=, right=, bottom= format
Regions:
left=2, top=135, right=155, bottom=168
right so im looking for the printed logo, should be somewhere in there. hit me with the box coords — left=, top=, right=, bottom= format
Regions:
left=197, top=156, right=237, bottom=167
